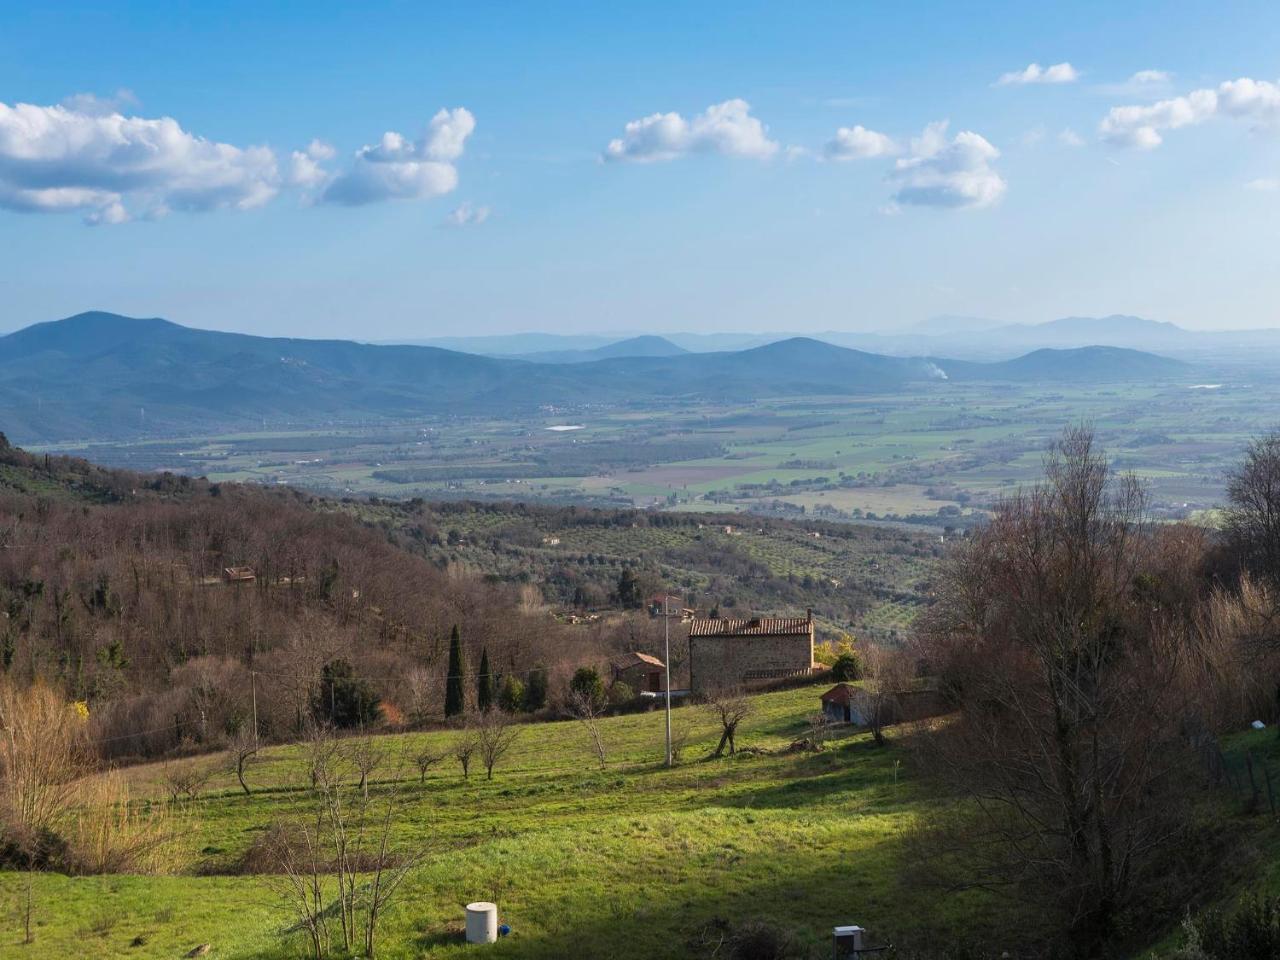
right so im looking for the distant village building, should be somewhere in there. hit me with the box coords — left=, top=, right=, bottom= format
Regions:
left=222, top=566, right=256, bottom=583
left=610, top=651, right=666, bottom=693
left=687, top=612, right=815, bottom=694
left=648, top=594, right=695, bottom=620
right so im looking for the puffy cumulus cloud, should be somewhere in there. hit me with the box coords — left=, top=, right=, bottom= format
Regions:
left=1058, top=127, right=1085, bottom=147
left=997, top=62, right=1079, bottom=86
left=288, top=139, right=335, bottom=190
left=320, top=108, right=475, bottom=206
left=602, top=99, right=778, bottom=162
left=888, top=121, right=1006, bottom=209
left=443, top=200, right=491, bottom=227
left=0, top=99, right=280, bottom=224
left=1101, top=77, right=1280, bottom=149
left=823, top=124, right=897, bottom=160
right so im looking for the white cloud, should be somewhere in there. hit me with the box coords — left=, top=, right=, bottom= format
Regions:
left=1246, top=177, right=1279, bottom=192
left=59, top=89, right=139, bottom=116
left=443, top=200, right=491, bottom=226
left=888, top=121, right=1006, bottom=209
left=1095, top=70, right=1174, bottom=99
left=824, top=124, right=897, bottom=160
left=321, top=108, right=475, bottom=205
left=0, top=99, right=281, bottom=224
left=1019, top=124, right=1047, bottom=147
left=1058, top=127, right=1085, bottom=147
left=602, top=99, right=778, bottom=162
left=1100, top=77, right=1280, bottom=148
left=997, top=62, right=1079, bottom=86
left=288, top=139, right=335, bottom=189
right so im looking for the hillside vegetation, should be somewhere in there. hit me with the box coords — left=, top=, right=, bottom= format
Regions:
left=0, top=438, right=926, bottom=762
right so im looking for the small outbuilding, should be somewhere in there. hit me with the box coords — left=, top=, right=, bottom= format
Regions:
left=820, top=683, right=862, bottom=724
left=222, top=566, right=256, bottom=584
left=611, top=651, right=666, bottom=693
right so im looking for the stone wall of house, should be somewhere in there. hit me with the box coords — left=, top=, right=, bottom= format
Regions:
left=689, top=632, right=814, bottom=694
left=615, top=663, right=665, bottom=693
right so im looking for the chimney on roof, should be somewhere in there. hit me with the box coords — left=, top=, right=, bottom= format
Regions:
left=806, top=608, right=813, bottom=622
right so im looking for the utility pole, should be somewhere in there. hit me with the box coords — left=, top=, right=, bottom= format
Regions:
left=663, top=594, right=673, bottom=768
left=251, top=670, right=259, bottom=747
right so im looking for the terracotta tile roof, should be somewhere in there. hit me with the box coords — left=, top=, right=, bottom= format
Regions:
left=820, top=683, right=854, bottom=705
left=688, top=615, right=813, bottom=638
left=611, top=651, right=665, bottom=670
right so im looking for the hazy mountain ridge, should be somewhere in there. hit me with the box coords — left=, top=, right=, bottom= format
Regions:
left=510, top=335, right=690, bottom=364
left=0, top=313, right=1190, bottom=442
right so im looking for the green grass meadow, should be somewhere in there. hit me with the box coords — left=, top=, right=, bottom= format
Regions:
left=0, top=686, right=1014, bottom=959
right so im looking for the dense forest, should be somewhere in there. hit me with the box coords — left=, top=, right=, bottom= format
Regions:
left=0, top=439, right=612, bottom=761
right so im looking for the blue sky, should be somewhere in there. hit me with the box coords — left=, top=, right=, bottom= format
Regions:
left=1, top=1, right=1278, bottom=338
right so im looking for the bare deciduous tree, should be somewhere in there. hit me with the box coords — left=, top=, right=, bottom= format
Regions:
left=567, top=689, right=608, bottom=770
left=452, top=721, right=479, bottom=780
left=269, top=764, right=423, bottom=960
left=854, top=643, right=910, bottom=747
left=345, top=732, right=387, bottom=800
left=475, top=708, right=522, bottom=780
left=703, top=685, right=752, bottom=757
left=228, top=727, right=259, bottom=797
left=361, top=786, right=422, bottom=958
left=911, top=427, right=1211, bottom=951
left=303, top=721, right=341, bottom=791
left=1226, top=430, right=1280, bottom=589
left=264, top=813, right=329, bottom=960
left=162, top=762, right=212, bottom=805
left=412, top=747, right=445, bottom=783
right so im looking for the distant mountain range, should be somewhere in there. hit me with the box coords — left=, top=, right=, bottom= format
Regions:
left=0, top=312, right=1191, bottom=442
left=509, top=335, right=689, bottom=364
left=397, top=315, right=1280, bottom=363
left=820, top=314, right=1280, bottom=360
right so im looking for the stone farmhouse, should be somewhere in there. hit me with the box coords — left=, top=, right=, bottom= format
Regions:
left=687, top=612, right=815, bottom=694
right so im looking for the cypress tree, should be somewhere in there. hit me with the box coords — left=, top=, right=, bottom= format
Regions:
left=445, top=624, right=465, bottom=718
left=477, top=647, right=493, bottom=712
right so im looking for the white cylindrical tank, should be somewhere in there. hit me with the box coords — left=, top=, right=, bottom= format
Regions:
left=465, top=901, right=498, bottom=944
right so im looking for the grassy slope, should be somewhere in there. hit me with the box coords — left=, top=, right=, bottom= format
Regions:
left=0, top=686, right=1020, bottom=959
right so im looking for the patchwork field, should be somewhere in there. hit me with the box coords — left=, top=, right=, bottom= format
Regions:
left=41, top=375, right=1280, bottom=528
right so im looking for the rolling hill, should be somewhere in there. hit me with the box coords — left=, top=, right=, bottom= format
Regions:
left=935, top=345, right=1190, bottom=382
left=511, top=334, right=690, bottom=363
left=0, top=312, right=1191, bottom=442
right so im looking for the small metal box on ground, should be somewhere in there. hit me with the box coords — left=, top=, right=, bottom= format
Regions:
left=834, top=924, right=865, bottom=959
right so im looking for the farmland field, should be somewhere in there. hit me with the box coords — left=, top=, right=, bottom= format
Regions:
left=39, top=376, right=1279, bottom=528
